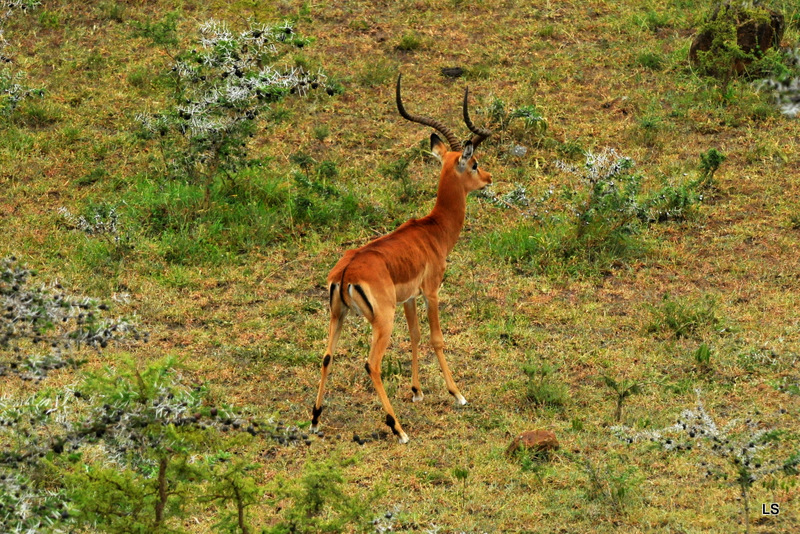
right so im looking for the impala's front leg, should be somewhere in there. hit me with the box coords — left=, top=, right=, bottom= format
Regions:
left=366, top=312, right=410, bottom=444
left=425, top=293, right=467, bottom=405
left=403, top=299, right=424, bottom=402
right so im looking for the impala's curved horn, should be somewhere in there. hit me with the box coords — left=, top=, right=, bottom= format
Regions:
left=396, top=75, right=460, bottom=152
left=463, top=86, right=492, bottom=150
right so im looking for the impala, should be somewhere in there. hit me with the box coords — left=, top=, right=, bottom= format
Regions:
left=310, top=75, right=492, bottom=443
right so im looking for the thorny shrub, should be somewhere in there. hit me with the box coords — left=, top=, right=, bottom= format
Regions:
left=135, top=18, right=332, bottom=200
left=614, top=390, right=799, bottom=533
left=483, top=148, right=718, bottom=276
left=0, top=256, right=142, bottom=381
left=0, top=356, right=283, bottom=533
left=758, top=48, right=800, bottom=118
left=0, top=1, right=44, bottom=116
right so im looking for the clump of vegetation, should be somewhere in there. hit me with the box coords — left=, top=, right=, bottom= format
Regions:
left=636, top=51, right=666, bottom=71
left=0, top=58, right=43, bottom=116
left=693, top=342, right=713, bottom=372
left=0, top=355, right=310, bottom=533
left=395, top=31, right=423, bottom=52
left=485, top=148, right=645, bottom=276
left=57, top=205, right=133, bottom=264
left=570, top=452, right=641, bottom=516
left=699, top=147, right=726, bottom=183
left=487, top=97, right=547, bottom=135
left=690, top=0, right=785, bottom=89
left=476, top=182, right=537, bottom=211
left=126, top=17, right=370, bottom=262
left=267, top=458, right=378, bottom=534
left=0, top=256, right=141, bottom=381
left=646, top=293, right=725, bottom=339
left=614, top=391, right=799, bottom=534
left=522, top=359, right=569, bottom=408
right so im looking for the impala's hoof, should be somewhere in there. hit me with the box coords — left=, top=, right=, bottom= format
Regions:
left=412, top=390, right=424, bottom=402
left=456, top=394, right=467, bottom=406
left=397, top=432, right=410, bottom=444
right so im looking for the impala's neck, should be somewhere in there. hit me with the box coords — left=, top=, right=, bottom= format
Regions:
left=428, top=169, right=467, bottom=254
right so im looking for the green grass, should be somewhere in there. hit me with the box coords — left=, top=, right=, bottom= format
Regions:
left=1, top=0, right=799, bottom=532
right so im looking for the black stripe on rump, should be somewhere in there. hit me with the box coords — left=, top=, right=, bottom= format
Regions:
left=339, top=266, right=348, bottom=306
left=352, top=284, right=374, bottom=315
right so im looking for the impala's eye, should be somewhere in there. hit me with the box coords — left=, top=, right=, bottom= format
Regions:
left=472, top=162, right=478, bottom=171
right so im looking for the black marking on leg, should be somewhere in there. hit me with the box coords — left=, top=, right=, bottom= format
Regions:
left=364, top=362, right=371, bottom=375
left=352, top=284, right=374, bottom=316
left=311, top=405, right=323, bottom=425
left=385, top=414, right=400, bottom=436
left=411, top=386, right=420, bottom=394
left=448, top=389, right=457, bottom=398
left=323, top=354, right=331, bottom=367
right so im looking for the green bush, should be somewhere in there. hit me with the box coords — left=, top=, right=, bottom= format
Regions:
left=485, top=148, right=714, bottom=277
left=486, top=149, right=645, bottom=277
left=267, top=458, right=378, bottom=534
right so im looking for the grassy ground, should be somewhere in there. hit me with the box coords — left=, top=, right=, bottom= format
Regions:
left=1, top=0, right=800, bottom=532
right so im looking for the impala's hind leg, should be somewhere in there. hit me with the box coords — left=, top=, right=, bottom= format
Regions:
left=311, top=288, right=347, bottom=433
left=403, top=299, right=424, bottom=402
left=365, top=310, right=409, bottom=444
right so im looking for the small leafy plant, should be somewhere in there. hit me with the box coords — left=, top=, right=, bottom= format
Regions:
left=570, top=452, right=640, bottom=516
left=267, top=458, right=377, bottom=533
left=487, top=97, right=547, bottom=135
left=57, top=205, right=133, bottom=260
left=600, top=375, right=642, bottom=423
left=452, top=466, right=470, bottom=511
left=694, top=342, right=713, bottom=372
left=699, top=147, right=727, bottom=183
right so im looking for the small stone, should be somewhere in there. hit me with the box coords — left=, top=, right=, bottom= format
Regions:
left=509, top=144, right=528, bottom=157
left=441, top=67, right=465, bottom=78
left=506, top=429, right=560, bottom=457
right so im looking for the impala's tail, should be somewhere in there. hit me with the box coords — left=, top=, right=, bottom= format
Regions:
left=329, top=265, right=375, bottom=322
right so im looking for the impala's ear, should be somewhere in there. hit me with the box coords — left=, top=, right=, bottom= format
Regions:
left=430, top=133, right=447, bottom=163
left=457, top=141, right=474, bottom=171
